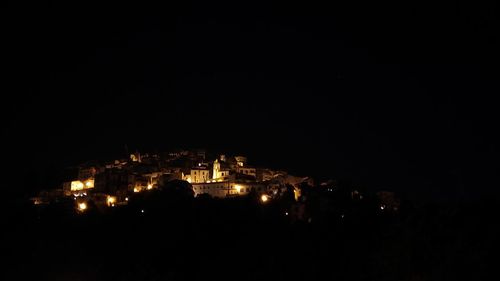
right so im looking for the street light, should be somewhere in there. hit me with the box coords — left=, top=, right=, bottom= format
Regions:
left=78, top=202, right=87, bottom=212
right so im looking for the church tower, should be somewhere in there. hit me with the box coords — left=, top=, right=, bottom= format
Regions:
left=212, top=159, right=220, bottom=179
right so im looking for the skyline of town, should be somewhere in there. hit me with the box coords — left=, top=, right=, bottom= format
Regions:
left=30, top=149, right=325, bottom=212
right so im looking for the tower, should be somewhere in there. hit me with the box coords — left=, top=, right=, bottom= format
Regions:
left=213, top=159, right=220, bottom=179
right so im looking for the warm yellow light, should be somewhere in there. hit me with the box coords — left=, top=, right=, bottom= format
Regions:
left=85, top=179, right=94, bottom=188
left=71, top=181, right=85, bottom=191
left=261, top=194, right=269, bottom=203
left=186, top=178, right=192, bottom=183
left=147, top=184, right=153, bottom=190
left=133, top=187, right=140, bottom=193
left=107, top=196, right=116, bottom=206
left=78, top=202, right=87, bottom=211
left=293, top=189, right=301, bottom=201
left=125, top=197, right=129, bottom=201
left=234, top=185, right=242, bottom=193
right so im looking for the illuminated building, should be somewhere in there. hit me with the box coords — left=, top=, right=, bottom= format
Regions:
left=190, top=167, right=210, bottom=183
left=192, top=181, right=267, bottom=198
left=62, top=179, right=95, bottom=196
left=71, top=181, right=85, bottom=191
left=212, top=159, right=230, bottom=180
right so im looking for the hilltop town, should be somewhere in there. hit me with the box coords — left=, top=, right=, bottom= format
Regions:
left=18, top=149, right=490, bottom=281
left=31, top=149, right=323, bottom=213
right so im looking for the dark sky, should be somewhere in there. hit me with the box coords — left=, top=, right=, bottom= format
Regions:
left=3, top=1, right=499, bottom=202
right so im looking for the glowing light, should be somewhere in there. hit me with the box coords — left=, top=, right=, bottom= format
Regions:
left=293, top=189, right=301, bottom=201
left=285, top=212, right=289, bottom=216
left=107, top=196, right=117, bottom=207
left=234, top=185, right=242, bottom=193
left=125, top=197, right=129, bottom=201
left=71, top=181, right=85, bottom=191
left=380, top=205, right=386, bottom=210
left=85, top=180, right=94, bottom=188
left=133, top=187, right=140, bottom=193
left=186, top=178, right=192, bottom=183
left=141, top=209, right=145, bottom=213
left=71, top=180, right=94, bottom=191
left=261, top=194, right=269, bottom=203
left=147, top=184, right=153, bottom=190
left=78, top=202, right=87, bottom=211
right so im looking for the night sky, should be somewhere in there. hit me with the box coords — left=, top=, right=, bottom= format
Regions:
left=3, top=1, right=499, bottom=202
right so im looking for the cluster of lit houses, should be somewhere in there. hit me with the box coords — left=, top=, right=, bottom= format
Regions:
left=31, top=149, right=313, bottom=212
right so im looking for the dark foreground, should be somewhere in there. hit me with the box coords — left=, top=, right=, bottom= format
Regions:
left=2, top=193, right=496, bottom=281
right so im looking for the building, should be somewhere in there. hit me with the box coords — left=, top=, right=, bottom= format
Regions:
left=192, top=181, right=232, bottom=198
left=62, top=179, right=95, bottom=196
left=192, top=180, right=268, bottom=198
left=236, top=166, right=256, bottom=177
left=94, top=168, right=130, bottom=194
left=78, top=166, right=97, bottom=181
left=190, top=167, right=211, bottom=183
left=212, top=159, right=230, bottom=180
left=234, top=156, right=247, bottom=167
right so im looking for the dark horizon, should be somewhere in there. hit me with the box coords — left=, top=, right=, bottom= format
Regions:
left=4, top=1, right=499, bottom=203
